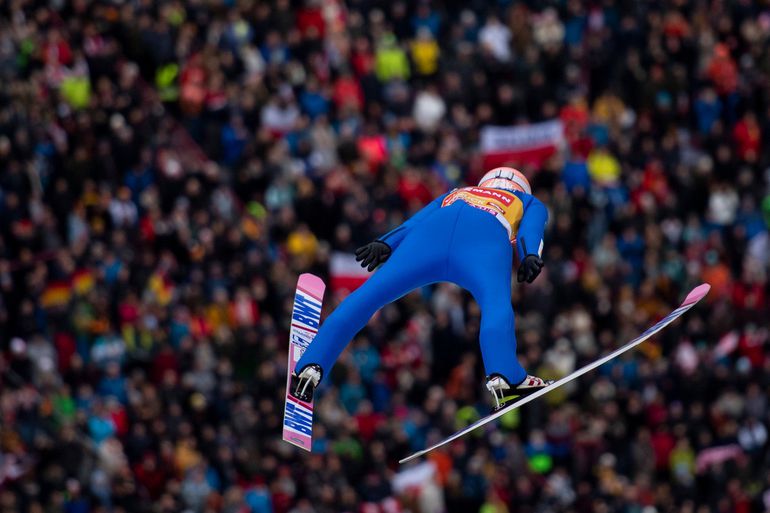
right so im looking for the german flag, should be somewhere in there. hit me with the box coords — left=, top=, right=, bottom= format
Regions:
left=40, top=281, right=72, bottom=308
left=72, top=269, right=95, bottom=295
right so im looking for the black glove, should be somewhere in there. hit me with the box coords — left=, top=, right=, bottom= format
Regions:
left=517, top=254, right=544, bottom=283
left=355, top=240, right=392, bottom=272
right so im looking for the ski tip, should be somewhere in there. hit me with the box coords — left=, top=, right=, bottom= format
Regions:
left=298, top=273, right=326, bottom=298
left=683, top=283, right=710, bottom=306
left=283, top=435, right=313, bottom=452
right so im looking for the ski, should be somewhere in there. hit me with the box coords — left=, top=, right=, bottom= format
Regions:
left=399, top=283, right=711, bottom=464
left=282, top=273, right=326, bottom=451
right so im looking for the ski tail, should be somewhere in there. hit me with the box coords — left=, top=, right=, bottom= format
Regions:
left=282, top=274, right=326, bottom=451
left=399, top=283, right=711, bottom=464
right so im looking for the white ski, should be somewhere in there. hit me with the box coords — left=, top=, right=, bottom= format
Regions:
left=399, top=283, right=711, bottom=464
left=282, top=273, right=325, bottom=451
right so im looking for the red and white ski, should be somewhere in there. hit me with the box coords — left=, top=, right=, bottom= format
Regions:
left=399, top=283, right=711, bottom=464
left=282, top=273, right=325, bottom=451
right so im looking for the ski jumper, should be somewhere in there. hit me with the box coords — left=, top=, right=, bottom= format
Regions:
left=296, top=186, right=548, bottom=385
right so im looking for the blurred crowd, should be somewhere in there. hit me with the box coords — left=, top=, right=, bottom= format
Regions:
left=1, top=0, right=770, bottom=512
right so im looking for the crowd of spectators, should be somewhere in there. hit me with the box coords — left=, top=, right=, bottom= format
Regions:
left=1, top=0, right=770, bottom=512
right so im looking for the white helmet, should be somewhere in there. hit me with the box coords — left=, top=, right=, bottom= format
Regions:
left=478, top=167, right=531, bottom=194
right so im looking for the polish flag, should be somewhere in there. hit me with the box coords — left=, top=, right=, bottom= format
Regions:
left=480, top=119, right=565, bottom=169
left=330, top=252, right=370, bottom=295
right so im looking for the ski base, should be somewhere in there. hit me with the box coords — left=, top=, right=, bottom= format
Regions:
left=282, top=274, right=325, bottom=451
left=399, top=283, right=711, bottom=464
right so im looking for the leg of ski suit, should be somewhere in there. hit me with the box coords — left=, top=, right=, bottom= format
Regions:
left=296, top=201, right=527, bottom=385
left=446, top=204, right=526, bottom=385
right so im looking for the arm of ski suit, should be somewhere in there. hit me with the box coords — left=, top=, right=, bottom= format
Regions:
left=515, top=194, right=548, bottom=261
left=378, top=192, right=450, bottom=250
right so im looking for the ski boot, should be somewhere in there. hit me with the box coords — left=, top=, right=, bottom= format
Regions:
left=486, top=373, right=554, bottom=411
left=289, top=364, right=323, bottom=402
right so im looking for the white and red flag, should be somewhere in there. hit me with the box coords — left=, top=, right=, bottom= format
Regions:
left=330, top=251, right=370, bottom=294
left=480, top=119, right=565, bottom=169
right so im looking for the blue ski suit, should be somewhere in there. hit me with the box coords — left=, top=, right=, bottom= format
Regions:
left=297, top=186, right=548, bottom=386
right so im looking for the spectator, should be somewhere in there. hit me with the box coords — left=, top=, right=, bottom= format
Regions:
left=479, top=15, right=512, bottom=62
left=411, top=28, right=440, bottom=78
left=375, top=33, right=410, bottom=83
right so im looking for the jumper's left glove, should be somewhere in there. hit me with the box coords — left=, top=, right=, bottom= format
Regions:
left=517, top=255, right=544, bottom=284
left=355, top=240, right=392, bottom=272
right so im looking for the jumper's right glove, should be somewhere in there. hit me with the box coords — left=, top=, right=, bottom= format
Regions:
left=517, top=254, right=544, bottom=284
left=355, top=240, right=392, bottom=272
